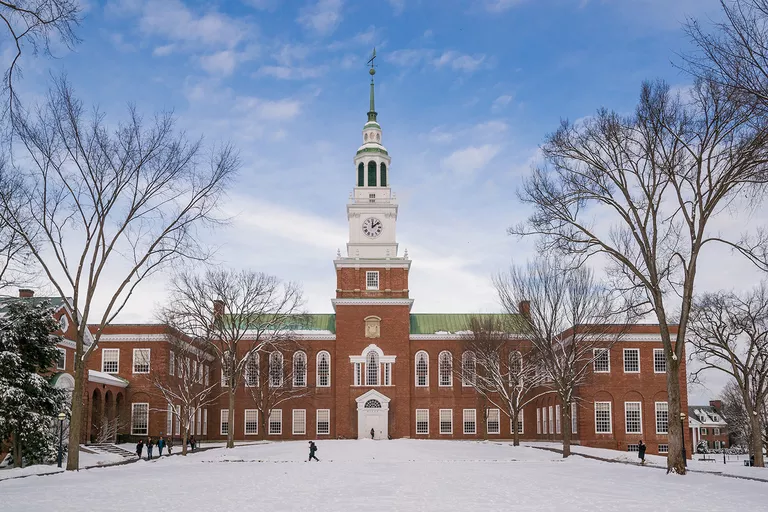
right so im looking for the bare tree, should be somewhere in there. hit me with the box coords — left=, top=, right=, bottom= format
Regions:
left=0, top=168, right=33, bottom=292
left=495, top=258, right=630, bottom=458
left=511, top=78, right=768, bottom=473
left=152, top=331, right=220, bottom=455
left=245, top=345, right=314, bottom=438
left=459, top=315, right=550, bottom=446
left=163, top=269, right=305, bottom=449
left=720, top=379, right=768, bottom=450
left=0, top=78, right=238, bottom=470
left=688, top=285, right=768, bottom=466
left=93, top=416, right=127, bottom=445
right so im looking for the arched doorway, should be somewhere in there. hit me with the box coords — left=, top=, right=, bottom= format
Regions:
left=104, top=390, right=115, bottom=443
left=356, top=389, right=390, bottom=440
left=91, top=388, right=102, bottom=443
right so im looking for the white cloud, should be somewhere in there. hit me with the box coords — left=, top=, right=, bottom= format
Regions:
left=200, top=51, right=238, bottom=76
left=492, top=94, right=514, bottom=111
left=387, top=0, right=405, bottom=15
left=297, top=0, right=344, bottom=36
left=480, top=0, right=527, bottom=12
left=386, top=48, right=433, bottom=68
left=441, top=144, right=501, bottom=177
left=235, top=97, right=303, bottom=121
left=434, top=51, right=487, bottom=73
left=152, top=44, right=175, bottom=56
left=257, top=65, right=327, bottom=80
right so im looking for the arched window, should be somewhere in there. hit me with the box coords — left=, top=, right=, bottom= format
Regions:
left=316, top=351, right=331, bottom=387
left=415, top=351, right=429, bottom=387
left=509, top=351, right=522, bottom=387
left=366, top=350, right=379, bottom=386
left=357, top=162, right=364, bottom=187
left=245, top=352, right=259, bottom=387
left=462, top=351, right=476, bottom=387
left=438, top=351, right=453, bottom=387
left=365, top=399, right=381, bottom=408
left=293, top=351, right=307, bottom=387
left=368, top=161, right=377, bottom=187
left=380, top=163, right=387, bottom=187
left=269, top=352, right=283, bottom=388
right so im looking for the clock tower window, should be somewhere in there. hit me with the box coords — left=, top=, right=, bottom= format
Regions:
left=381, top=163, right=387, bottom=186
left=358, top=163, right=364, bottom=186
left=368, top=161, right=377, bottom=187
left=366, top=271, right=379, bottom=290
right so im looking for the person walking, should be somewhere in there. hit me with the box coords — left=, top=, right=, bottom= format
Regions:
left=370, top=428, right=375, bottom=440
left=167, top=438, right=173, bottom=456
left=135, top=439, right=144, bottom=459
left=146, top=437, right=154, bottom=460
left=308, top=441, right=320, bottom=462
left=157, top=436, right=165, bottom=457
left=638, top=440, right=646, bottom=465
left=190, top=436, right=196, bottom=452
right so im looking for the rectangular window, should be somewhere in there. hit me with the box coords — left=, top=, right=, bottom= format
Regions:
left=714, top=427, right=721, bottom=436
left=655, top=402, right=669, bottom=434
left=169, top=351, right=175, bottom=376
left=463, top=409, right=477, bottom=435
left=625, top=402, right=642, bottom=434
left=416, top=409, right=429, bottom=435
left=653, top=349, right=667, bottom=373
left=701, top=427, right=708, bottom=435
left=623, top=348, right=640, bottom=373
left=56, top=348, right=66, bottom=370
left=593, top=348, right=610, bottom=373
left=571, top=402, right=578, bottom=433
left=131, top=403, right=149, bottom=435
left=548, top=406, right=554, bottom=434
left=317, top=409, right=330, bottom=435
left=175, top=405, right=180, bottom=435
left=511, top=409, right=524, bottom=435
left=555, top=405, right=561, bottom=434
left=384, top=362, right=392, bottom=386
left=487, top=409, right=500, bottom=435
left=658, top=444, right=669, bottom=454
left=366, top=271, right=380, bottom=290
left=166, top=404, right=173, bottom=436
left=293, top=409, right=306, bottom=435
left=269, top=409, right=282, bottom=435
left=439, top=409, right=453, bottom=434
left=244, top=409, right=258, bottom=435
left=595, top=402, right=612, bottom=434
left=354, top=362, right=362, bottom=386
left=101, top=348, right=120, bottom=374
left=196, top=408, right=202, bottom=436
left=133, top=348, right=150, bottom=374
left=205, top=365, right=209, bottom=386
left=536, top=408, right=541, bottom=434
left=220, top=409, right=229, bottom=435
left=203, top=409, right=208, bottom=435
left=627, top=444, right=639, bottom=452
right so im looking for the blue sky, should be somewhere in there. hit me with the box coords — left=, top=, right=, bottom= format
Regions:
left=16, top=0, right=761, bottom=401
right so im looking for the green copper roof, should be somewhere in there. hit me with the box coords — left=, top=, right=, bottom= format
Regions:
left=0, top=296, right=68, bottom=315
left=303, top=314, right=336, bottom=332
left=356, top=147, right=389, bottom=156
left=409, top=313, right=524, bottom=334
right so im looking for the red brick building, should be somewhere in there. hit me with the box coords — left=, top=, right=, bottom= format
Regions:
left=689, top=401, right=730, bottom=453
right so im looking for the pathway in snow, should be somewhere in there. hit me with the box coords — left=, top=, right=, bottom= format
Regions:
left=0, top=439, right=764, bottom=511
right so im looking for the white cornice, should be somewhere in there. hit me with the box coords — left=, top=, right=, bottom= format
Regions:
left=88, top=369, right=128, bottom=388
left=98, top=334, right=169, bottom=342
left=57, top=338, right=77, bottom=349
left=409, top=334, right=527, bottom=341
left=332, top=298, right=414, bottom=311
left=334, top=258, right=411, bottom=269
left=240, top=332, right=336, bottom=341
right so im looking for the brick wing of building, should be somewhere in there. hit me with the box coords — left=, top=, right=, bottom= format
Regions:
left=13, top=68, right=689, bottom=458
left=688, top=401, right=730, bottom=452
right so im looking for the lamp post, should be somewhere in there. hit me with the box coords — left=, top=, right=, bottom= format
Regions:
left=57, top=412, right=66, bottom=468
left=679, top=412, right=687, bottom=468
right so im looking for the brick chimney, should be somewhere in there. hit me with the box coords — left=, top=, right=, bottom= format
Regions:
left=518, top=300, right=530, bottom=319
left=709, top=400, right=722, bottom=411
left=18, top=289, right=34, bottom=298
left=213, top=299, right=225, bottom=319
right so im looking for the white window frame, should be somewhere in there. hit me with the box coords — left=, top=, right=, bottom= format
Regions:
left=220, top=409, right=230, bottom=436
left=165, top=404, right=173, bottom=436
left=366, top=350, right=380, bottom=386
left=383, top=362, right=392, bottom=386
left=316, top=351, right=331, bottom=387
left=571, top=402, right=578, bottom=433
left=132, top=348, right=151, bottom=374
left=293, top=409, right=306, bottom=435
left=316, top=409, right=330, bottom=435
left=461, top=351, right=476, bottom=387
left=415, top=351, right=429, bottom=387
left=595, top=401, right=612, bottom=434
left=511, top=409, right=524, bottom=435
left=269, top=352, right=284, bottom=388
left=416, top=409, right=429, bottom=435
left=623, top=348, right=640, bottom=373
left=245, top=352, right=259, bottom=387
left=655, top=402, right=669, bottom=435
left=196, top=408, right=202, bottom=436
left=536, top=408, right=541, bottom=434
left=653, top=349, right=667, bottom=373
left=658, top=444, right=669, bottom=454
left=593, top=348, right=610, bottom=373
left=203, top=409, right=208, bottom=435
left=438, top=351, right=452, bottom=387
left=439, top=409, right=453, bottom=435
left=548, top=405, right=554, bottom=434
left=354, top=362, right=362, bottom=386
left=487, top=408, right=501, bottom=435
left=366, top=271, right=380, bottom=290
left=131, top=403, right=149, bottom=435
left=625, top=401, right=643, bottom=434
left=714, top=427, right=721, bottom=436
left=555, top=405, right=561, bottom=434
left=174, top=404, right=181, bottom=435
left=269, top=409, right=283, bottom=435
left=56, top=347, right=66, bottom=370
left=293, top=351, right=307, bottom=388
left=244, top=409, right=258, bottom=435
left=463, top=409, right=477, bottom=435
left=59, top=315, right=69, bottom=332
left=169, top=351, right=175, bottom=376
left=204, top=365, right=209, bottom=386
left=101, top=348, right=120, bottom=374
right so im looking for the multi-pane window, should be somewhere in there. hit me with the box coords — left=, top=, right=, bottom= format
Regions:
left=595, top=402, right=612, bottom=434
left=354, top=362, right=362, bottom=386
left=555, top=405, right=561, bottom=434
left=415, top=351, right=429, bottom=387
left=383, top=362, right=392, bottom=386
left=416, top=409, right=429, bottom=434
left=293, top=351, right=307, bottom=387
left=269, top=409, right=282, bottom=435
left=221, top=352, right=233, bottom=387
left=463, top=409, right=477, bottom=435
left=175, top=405, right=181, bottom=435
left=131, top=403, right=149, bottom=435
left=623, top=349, right=640, bottom=373
left=509, top=351, right=522, bottom=387
left=701, top=427, right=708, bottom=435
left=366, top=351, right=379, bottom=386
left=537, top=408, right=542, bottom=434
left=166, top=404, right=173, bottom=436
left=593, top=349, right=610, bottom=373
left=655, top=402, right=669, bottom=434
left=132, top=348, right=150, bottom=374
left=101, top=348, right=120, bottom=374
left=244, top=409, right=258, bottom=435
left=317, top=409, right=330, bottom=435
left=439, top=409, right=453, bottom=434
left=203, top=409, right=208, bottom=435
left=625, top=402, right=642, bottom=434
left=487, top=409, right=500, bottom=435
left=220, top=409, right=230, bottom=435
left=653, top=349, right=667, bottom=373
left=461, top=351, right=476, bottom=386
left=714, top=427, right=721, bottom=436
left=245, top=353, right=259, bottom=387
left=627, top=444, right=639, bottom=452
left=438, top=351, right=452, bottom=387
left=269, top=352, right=284, bottom=387
left=548, top=406, right=554, bottom=434
left=196, top=408, right=202, bottom=436
left=293, top=409, right=306, bottom=435
left=317, top=351, right=331, bottom=387
left=366, top=271, right=379, bottom=290
left=511, top=409, right=524, bottom=434
left=571, top=402, right=578, bottom=433
left=56, top=348, right=66, bottom=370
left=169, top=351, right=175, bottom=376
left=658, top=444, right=669, bottom=454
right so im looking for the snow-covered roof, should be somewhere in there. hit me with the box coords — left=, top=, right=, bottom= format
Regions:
left=688, top=406, right=727, bottom=426
left=88, top=370, right=129, bottom=388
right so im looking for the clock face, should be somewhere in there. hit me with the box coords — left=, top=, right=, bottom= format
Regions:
left=362, top=217, right=383, bottom=238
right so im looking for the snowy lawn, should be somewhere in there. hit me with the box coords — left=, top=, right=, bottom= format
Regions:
left=0, top=449, right=127, bottom=481
left=0, top=439, right=765, bottom=511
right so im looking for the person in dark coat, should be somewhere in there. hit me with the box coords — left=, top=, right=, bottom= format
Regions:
left=146, top=437, right=154, bottom=460
left=135, top=439, right=144, bottom=459
left=167, top=438, right=173, bottom=455
left=370, top=428, right=375, bottom=440
left=157, top=436, right=165, bottom=456
left=190, top=436, right=196, bottom=452
left=308, top=441, right=319, bottom=462
left=638, top=440, right=646, bottom=465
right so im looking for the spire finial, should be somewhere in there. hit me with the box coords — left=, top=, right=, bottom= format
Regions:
left=367, top=47, right=377, bottom=122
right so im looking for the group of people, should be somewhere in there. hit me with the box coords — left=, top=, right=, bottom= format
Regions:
left=135, top=436, right=198, bottom=460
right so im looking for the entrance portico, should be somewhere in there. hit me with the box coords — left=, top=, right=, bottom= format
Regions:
left=356, top=389, right=390, bottom=440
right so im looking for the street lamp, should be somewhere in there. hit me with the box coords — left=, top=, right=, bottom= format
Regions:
left=679, top=412, right=687, bottom=468
left=57, top=412, right=67, bottom=468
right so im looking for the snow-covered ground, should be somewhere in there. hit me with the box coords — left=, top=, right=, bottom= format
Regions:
left=0, top=440, right=765, bottom=511
left=0, top=448, right=126, bottom=481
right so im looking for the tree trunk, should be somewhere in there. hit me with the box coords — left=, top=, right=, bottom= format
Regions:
left=749, top=408, right=765, bottom=467
left=666, top=358, right=686, bottom=474
left=512, top=410, right=520, bottom=446
left=12, top=433, right=21, bottom=468
left=227, top=387, right=235, bottom=448
left=182, top=428, right=188, bottom=456
left=66, top=354, right=85, bottom=471
left=562, top=408, right=572, bottom=458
